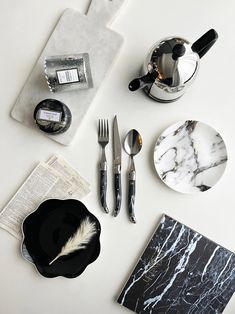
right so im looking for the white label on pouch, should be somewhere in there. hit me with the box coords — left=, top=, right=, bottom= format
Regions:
left=39, top=110, right=62, bottom=122
left=57, top=68, right=79, bottom=84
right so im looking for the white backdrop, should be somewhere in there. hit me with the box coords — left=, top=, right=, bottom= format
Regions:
left=0, top=0, right=235, bottom=313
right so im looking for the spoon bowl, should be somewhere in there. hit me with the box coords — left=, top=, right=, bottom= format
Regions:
left=124, top=129, right=142, bottom=157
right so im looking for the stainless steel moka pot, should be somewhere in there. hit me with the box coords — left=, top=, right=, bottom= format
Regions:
left=129, top=29, right=218, bottom=102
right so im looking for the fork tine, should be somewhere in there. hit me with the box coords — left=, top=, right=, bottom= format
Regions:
left=106, top=120, right=109, bottom=138
left=98, top=119, right=101, bottom=138
left=101, top=119, right=103, bottom=137
left=104, top=119, right=106, bottom=138
left=102, top=119, right=104, bottom=138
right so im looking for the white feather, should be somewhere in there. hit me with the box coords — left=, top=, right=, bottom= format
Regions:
left=49, top=217, right=97, bottom=265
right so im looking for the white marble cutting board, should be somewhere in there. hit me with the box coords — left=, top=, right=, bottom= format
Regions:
left=11, top=0, right=127, bottom=145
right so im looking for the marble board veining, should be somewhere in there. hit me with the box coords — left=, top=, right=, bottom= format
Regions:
left=118, top=215, right=235, bottom=314
left=153, top=120, right=227, bottom=194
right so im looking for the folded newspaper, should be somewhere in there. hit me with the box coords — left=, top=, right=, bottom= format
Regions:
left=0, top=155, right=90, bottom=240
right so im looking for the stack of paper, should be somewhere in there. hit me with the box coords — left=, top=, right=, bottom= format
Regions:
left=0, top=155, right=90, bottom=240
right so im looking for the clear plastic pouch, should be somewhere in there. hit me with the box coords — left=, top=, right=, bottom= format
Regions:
left=44, top=53, right=93, bottom=93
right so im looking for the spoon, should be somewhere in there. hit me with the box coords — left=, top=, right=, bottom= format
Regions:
left=124, top=129, right=143, bottom=223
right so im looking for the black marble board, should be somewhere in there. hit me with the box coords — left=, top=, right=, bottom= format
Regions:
left=118, top=215, right=235, bottom=314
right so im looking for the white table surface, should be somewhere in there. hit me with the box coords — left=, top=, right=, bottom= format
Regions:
left=1, top=1, right=235, bottom=313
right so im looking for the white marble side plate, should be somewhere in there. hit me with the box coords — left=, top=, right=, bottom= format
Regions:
left=154, top=120, right=228, bottom=194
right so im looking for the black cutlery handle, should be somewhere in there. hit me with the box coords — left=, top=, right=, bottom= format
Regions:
left=113, top=173, right=122, bottom=217
left=128, top=179, right=136, bottom=223
left=100, top=169, right=109, bottom=213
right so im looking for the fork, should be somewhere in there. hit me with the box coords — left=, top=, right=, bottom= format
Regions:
left=98, top=119, right=109, bottom=213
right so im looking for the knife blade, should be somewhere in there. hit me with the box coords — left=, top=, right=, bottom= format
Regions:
left=113, top=115, right=122, bottom=216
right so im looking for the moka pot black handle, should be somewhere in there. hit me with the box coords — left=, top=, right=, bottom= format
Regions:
left=191, top=29, right=218, bottom=58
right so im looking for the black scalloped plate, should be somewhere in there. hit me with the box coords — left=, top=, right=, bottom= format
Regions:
left=22, top=199, right=101, bottom=278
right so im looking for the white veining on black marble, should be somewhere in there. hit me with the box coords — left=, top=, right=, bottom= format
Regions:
left=118, top=215, right=235, bottom=314
left=154, top=121, right=228, bottom=193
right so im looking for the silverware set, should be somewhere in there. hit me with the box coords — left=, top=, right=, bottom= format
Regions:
left=98, top=116, right=142, bottom=223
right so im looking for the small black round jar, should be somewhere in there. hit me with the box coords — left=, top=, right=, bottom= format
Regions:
left=34, top=99, right=72, bottom=134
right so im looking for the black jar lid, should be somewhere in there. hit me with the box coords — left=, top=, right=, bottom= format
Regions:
left=34, top=99, right=72, bottom=134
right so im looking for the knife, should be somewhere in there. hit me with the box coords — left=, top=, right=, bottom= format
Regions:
left=113, top=115, right=122, bottom=216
